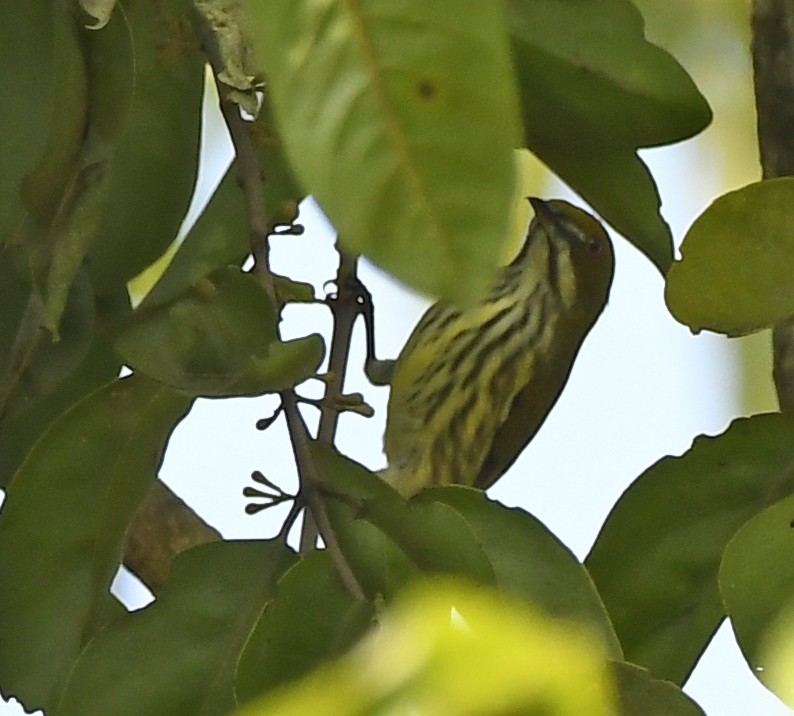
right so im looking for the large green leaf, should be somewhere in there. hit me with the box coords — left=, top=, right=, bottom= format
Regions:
left=316, top=446, right=499, bottom=591
left=20, top=4, right=133, bottom=334
left=0, top=375, right=191, bottom=712
left=57, top=540, right=297, bottom=716
left=0, top=1, right=86, bottom=243
left=586, top=413, right=794, bottom=684
left=0, top=271, right=128, bottom=488
left=314, top=446, right=621, bottom=657
left=116, top=267, right=325, bottom=396
left=666, top=178, right=794, bottom=336
left=719, top=493, right=794, bottom=708
left=421, top=487, right=622, bottom=658
left=235, top=551, right=377, bottom=703
left=86, top=0, right=203, bottom=295
left=246, top=0, right=521, bottom=304
left=507, top=0, right=712, bottom=274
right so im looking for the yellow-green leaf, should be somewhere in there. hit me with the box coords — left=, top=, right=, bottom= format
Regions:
left=666, top=178, right=794, bottom=336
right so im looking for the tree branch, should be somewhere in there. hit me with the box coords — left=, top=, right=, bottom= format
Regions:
left=283, top=390, right=366, bottom=602
left=752, top=0, right=794, bottom=411
left=196, top=10, right=368, bottom=601
left=299, top=249, right=365, bottom=553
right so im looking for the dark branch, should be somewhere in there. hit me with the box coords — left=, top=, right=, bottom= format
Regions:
left=752, top=0, right=794, bottom=411
left=283, top=390, right=366, bottom=601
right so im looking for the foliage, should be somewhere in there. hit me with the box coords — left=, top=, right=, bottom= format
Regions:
left=0, top=1, right=792, bottom=715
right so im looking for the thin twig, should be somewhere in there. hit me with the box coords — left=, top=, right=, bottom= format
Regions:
left=299, top=249, right=368, bottom=552
left=282, top=390, right=367, bottom=602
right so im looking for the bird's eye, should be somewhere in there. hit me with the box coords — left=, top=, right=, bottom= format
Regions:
left=587, top=238, right=602, bottom=254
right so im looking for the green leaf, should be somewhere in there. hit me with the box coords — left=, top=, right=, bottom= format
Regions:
left=234, top=579, right=614, bottom=716
left=719, top=493, right=794, bottom=708
left=20, top=6, right=131, bottom=334
left=0, top=1, right=86, bottom=242
left=57, top=540, right=297, bottom=716
left=666, top=178, right=794, bottom=336
left=0, top=375, right=191, bottom=712
left=314, top=447, right=620, bottom=656
left=0, top=261, right=95, bottom=422
left=507, top=0, right=712, bottom=274
left=116, top=268, right=325, bottom=396
left=246, top=1, right=521, bottom=304
left=0, top=283, right=127, bottom=489
left=86, top=0, right=203, bottom=294
left=612, top=662, right=705, bottom=715
left=422, top=487, right=622, bottom=659
left=235, top=551, right=376, bottom=702
left=135, top=168, right=251, bottom=311
left=314, top=447, right=498, bottom=592
left=586, top=413, right=794, bottom=684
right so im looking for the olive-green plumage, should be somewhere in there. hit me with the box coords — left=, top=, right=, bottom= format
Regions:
left=382, top=198, right=614, bottom=497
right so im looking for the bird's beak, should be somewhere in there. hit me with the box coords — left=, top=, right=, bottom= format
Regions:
left=528, top=196, right=554, bottom=224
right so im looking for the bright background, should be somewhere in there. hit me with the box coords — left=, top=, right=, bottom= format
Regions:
left=2, top=3, right=792, bottom=713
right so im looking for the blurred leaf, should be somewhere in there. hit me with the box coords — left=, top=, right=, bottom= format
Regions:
left=86, top=0, right=203, bottom=295
left=58, top=540, right=296, bottom=716
left=0, top=375, right=191, bottom=712
left=507, top=0, right=711, bottom=273
left=666, top=178, right=794, bottom=336
left=757, top=600, right=794, bottom=709
left=586, top=413, right=794, bottom=684
left=0, top=1, right=86, bottom=242
left=612, top=661, right=705, bottom=715
left=246, top=1, right=520, bottom=304
left=719, top=493, right=794, bottom=708
left=117, top=267, right=324, bottom=396
left=235, top=579, right=614, bottom=716
left=235, top=551, right=376, bottom=702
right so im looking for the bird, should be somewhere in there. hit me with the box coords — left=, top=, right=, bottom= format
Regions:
left=381, top=197, right=614, bottom=498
